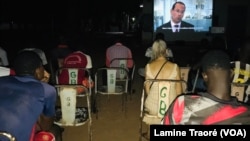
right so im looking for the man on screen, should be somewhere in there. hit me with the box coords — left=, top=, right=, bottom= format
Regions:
left=156, top=1, right=194, bottom=36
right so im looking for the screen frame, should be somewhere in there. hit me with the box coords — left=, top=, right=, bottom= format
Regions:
left=153, top=0, right=214, bottom=42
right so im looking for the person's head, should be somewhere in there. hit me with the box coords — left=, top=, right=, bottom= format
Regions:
left=13, top=51, right=45, bottom=80
left=201, top=50, right=232, bottom=97
left=171, top=1, right=186, bottom=24
left=151, top=39, right=167, bottom=61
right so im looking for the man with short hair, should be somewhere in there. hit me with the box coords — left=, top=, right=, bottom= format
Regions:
left=0, top=51, right=58, bottom=141
left=156, top=1, right=194, bottom=39
left=163, top=50, right=250, bottom=125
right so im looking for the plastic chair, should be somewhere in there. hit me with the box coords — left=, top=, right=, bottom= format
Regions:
left=231, top=83, right=250, bottom=102
left=0, top=131, right=16, bottom=141
left=139, top=79, right=188, bottom=141
left=94, top=67, right=129, bottom=119
left=110, top=58, right=136, bottom=98
left=54, top=68, right=93, bottom=141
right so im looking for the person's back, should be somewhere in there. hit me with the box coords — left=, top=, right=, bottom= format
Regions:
left=106, top=37, right=133, bottom=68
left=163, top=50, right=250, bottom=125
left=50, top=36, right=73, bottom=77
left=164, top=92, right=250, bottom=124
left=144, top=39, right=182, bottom=118
left=0, top=51, right=57, bottom=141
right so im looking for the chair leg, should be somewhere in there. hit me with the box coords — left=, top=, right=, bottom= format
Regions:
left=94, top=93, right=99, bottom=120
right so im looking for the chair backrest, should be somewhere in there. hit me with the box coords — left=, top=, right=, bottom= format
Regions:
left=54, top=84, right=91, bottom=126
left=95, top=67, right=129, bottom=94
left=0, top=131, right=16, bottom=141
left=110, top=58, right=135, bottom=79
left=140, top=79, right=187, bottom=119
left=231, top=83, right=248, bottom=102
left=58, top=86, right=77, bottom=125
left=56, top=67, right=93, bottom=95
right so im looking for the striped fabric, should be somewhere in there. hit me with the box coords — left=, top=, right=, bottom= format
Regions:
left=106, top=43, right=133, bottom=68
left=163, top=92, right=250, bottom=125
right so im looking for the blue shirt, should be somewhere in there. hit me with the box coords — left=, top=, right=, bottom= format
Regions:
left=0, top=75, right=56, bottom=141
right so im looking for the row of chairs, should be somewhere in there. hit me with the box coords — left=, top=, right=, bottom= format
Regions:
left=53, top=58, right=135, bottom=141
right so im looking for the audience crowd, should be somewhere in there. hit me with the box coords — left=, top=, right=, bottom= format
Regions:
left=1, top=33, right=250, bottom=140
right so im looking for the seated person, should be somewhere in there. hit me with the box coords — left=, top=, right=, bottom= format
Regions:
left=145, top=32, right=174, bottom=61
left=231, top=38, right=250, bottom=84
left=163, top=50, right=250, bottom=125
left=49, top=37, right=73, bottom=82
left=143, top=39, right=183, bottom=139
left=138, top=33, right=173, bottom=78
left=106, top=36, right=134, bottom=69
left=231, top=38, right=250, bottom=104
left=57, top=51, right=93, bottom=92
left=0, top=51, right=60, bottom=141
left=21, top=48, right=50, bottom=83
left=106, top=36, right=134, bottom=80
left=0, top=48, right=49, bottom=81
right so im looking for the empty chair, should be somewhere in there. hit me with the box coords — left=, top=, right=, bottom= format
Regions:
left=55, top=68, right=93, bottom=141
left=139, top=79, right=188, bottom=141
left=94, top=67, right=129, bottom=119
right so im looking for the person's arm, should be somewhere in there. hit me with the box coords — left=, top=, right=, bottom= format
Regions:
left=36, top=114, right=54, bottom=131
left=106, top=49, right=110, bottom=67
left=127, top=49, right=133, bottom=68
left=162, top=95, right=182, bottom=125
left=38, top=84, right=57, bottom=131
left=40, top=70, right=50, bottom=83
left=144, top=64, right=150, bottom=95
